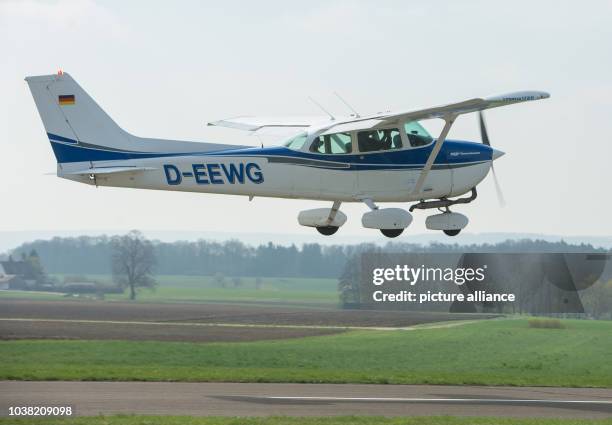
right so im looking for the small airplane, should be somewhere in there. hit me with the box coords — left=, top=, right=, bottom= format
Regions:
left=26, top=72, right=549, bottom=238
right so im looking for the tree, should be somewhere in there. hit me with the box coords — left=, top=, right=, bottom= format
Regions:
left=338, top=255, right=362, bottom=308
left=111, top=230, right=156, bottom=300
left=214, top=272, right=226, bottom=288
left=581, top=280, right=612, bottom=319
left=26, top=249, right=46, bottom=284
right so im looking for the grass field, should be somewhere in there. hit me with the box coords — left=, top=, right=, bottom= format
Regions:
left=0, top=290, right=65, bottom=301
left=2, top=416, right=611, bottom=425
left=1, top=318, right=610, bottom=387
left=0, top=275, right=339, bottom=305
left=120, top=275, right=338, bottom=304
left=69, top=274, right=338, bottom=304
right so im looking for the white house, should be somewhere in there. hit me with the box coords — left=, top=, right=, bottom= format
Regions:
left=0, top=263, right=11, bottom=290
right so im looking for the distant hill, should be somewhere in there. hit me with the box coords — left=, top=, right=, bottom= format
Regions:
left=1, top=233, right=608, bottom=278
left=1, top=230, right=611, bottom=256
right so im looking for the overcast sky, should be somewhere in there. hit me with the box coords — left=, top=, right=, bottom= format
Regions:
left=1, top=0, right=611, bottom=241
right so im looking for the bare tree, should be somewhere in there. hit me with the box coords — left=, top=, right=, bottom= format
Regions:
left=112, top=230, right=156, bottom=300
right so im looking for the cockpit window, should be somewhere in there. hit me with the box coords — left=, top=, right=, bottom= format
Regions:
left=404, top=121, right=433, bottom=147
left=357, top=128, right=402, bottom=153
left=283, top=133, right=308, bottom=150
left=310, top=132, right=352, bottom=154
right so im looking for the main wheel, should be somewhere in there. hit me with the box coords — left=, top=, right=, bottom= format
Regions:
left=380, top=228, right=403, bottom=238
left=443, top=229, right=461, bottom=236
left=316, top=226, right=339, bottom=236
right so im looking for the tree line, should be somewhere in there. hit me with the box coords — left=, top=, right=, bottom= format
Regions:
left=7, top=235, right=606, bottom=279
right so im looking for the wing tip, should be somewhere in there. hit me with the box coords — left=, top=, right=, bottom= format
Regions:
left=486, top=90, right=551, bottom=103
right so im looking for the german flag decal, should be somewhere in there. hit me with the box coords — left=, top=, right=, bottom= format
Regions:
left=58, top=94, right=75, bottom=105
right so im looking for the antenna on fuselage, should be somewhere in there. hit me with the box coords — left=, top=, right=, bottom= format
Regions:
left=308, top=97, right=335, bottom=121
left=255, top=133, right=264, bottom=148
left=334, top=92, right=360, bottom=118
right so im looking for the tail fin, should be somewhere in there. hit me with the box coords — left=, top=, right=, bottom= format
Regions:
left=25, top=72, right=243, bottom=164
left=25, top=73, right=134, bottom=156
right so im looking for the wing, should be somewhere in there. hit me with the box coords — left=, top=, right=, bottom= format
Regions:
left=62, top=166, right=156, bottom=176
left=374, top=91, right=550, bottom=126
left=319, top=119, right=385, bottom=134
left=207, top=91, right=549, bottom=134
left=207, top=116, right=332, bottom=131
left=389, top=90, right=549, bottom=197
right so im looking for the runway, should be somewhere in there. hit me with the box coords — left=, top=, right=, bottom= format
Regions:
left=1, top=381, right=610, bottom=418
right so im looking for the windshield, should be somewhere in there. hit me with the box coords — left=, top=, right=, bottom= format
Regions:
left=404, top=121, right=433, bottom=147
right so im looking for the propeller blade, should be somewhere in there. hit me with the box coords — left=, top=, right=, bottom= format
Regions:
left=479, top=111, right=490, bottom=146
left=491, top=163, right=506, bottom=207
left=479, top=111, right=504, bottom=205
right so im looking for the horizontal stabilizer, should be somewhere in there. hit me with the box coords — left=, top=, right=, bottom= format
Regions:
left=62, top=166, right=156, bottom=176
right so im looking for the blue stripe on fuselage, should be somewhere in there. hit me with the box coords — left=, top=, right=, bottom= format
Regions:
left=47, top=132, right=492, bottom=170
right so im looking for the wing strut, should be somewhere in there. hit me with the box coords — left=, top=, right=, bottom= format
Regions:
left=411, top=114, right=457, bottom=196
left=325, top=201, right=342, bottom=226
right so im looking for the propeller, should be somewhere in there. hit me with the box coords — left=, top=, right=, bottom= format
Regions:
left=478, top=111, right=506, bottom=207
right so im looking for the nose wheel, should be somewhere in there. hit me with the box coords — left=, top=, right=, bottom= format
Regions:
left=443, top=229, right=461, bottom=236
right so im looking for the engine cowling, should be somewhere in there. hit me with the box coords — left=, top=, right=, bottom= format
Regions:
left=298, top=208, right=347, bottom=228
left=425, top=212, right=469, bottom=231
left=362, top=208, right=413, bottom=230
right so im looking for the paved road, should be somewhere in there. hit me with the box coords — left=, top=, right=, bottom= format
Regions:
left=1, top=381, right=610, bottom=418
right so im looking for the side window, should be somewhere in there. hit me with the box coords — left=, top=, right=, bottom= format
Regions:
left=309, top=132, right=352, bottom=154
left=284, top=133, right=308, bottom=150
left=357, top=128, right=402, bottom=153
left=404, top=121, right=433, bottom=147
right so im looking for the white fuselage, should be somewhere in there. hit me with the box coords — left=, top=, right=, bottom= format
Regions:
left=59, top=141, right=493, bottom=203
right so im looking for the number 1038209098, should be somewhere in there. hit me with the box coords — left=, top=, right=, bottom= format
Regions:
left=8, top=406, right=73, bottom=416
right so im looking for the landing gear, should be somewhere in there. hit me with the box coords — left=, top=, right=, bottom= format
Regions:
left=298, top=201, right=346, bottom=236
left=425, top=210, right=469, bottom=235
left=380, top=228, right=403, bottom=238
left=316, top=226, right=339, bottom=236
left=409, top=188, right=477, bottom=212
left=360, top=198, right=412, bottom=238
left=409, top=190, right=474, bottom=237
